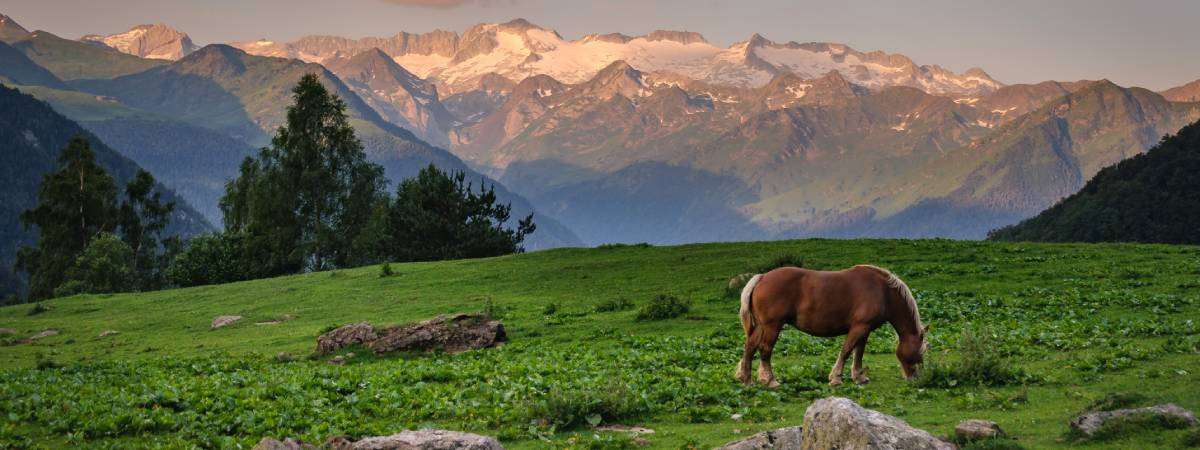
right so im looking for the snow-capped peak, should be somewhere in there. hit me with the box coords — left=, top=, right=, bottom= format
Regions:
left=80, top=23, right=197, bottom=60
left=231, top=19, right=1003, bottom=96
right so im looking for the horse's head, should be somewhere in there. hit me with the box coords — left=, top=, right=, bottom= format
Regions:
left=897, top=325, right=929, bottom=379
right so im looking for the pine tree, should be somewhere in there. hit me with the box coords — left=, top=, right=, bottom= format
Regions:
left=16, top=136, right=118, bottom=300
left=219, top=74, right=387, bottom=273
left=386, top=164, right=535, bottom=262
left=118, top=169, right=175, bottom=290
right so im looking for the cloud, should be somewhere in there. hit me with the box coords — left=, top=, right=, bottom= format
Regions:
left=376, top=0, right=492, bottom=8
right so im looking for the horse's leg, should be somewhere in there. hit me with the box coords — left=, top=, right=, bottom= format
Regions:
left=828, top=326, right=867, bottom=387
left=756, top=323, right=782, bottom=389
left=852, top=332, right=871, bottom=385
left=735, top=327, right=757, bottom=383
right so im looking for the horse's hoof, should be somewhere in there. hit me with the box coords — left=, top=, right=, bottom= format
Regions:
left=765, top=379, right=780, bottom=389
left=853, top=376, right=871, bottom=385
left=828, top=378, right=843, bottom=387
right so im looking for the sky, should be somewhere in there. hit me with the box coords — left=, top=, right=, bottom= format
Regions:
left=3, top=0, right=1198, bottom=90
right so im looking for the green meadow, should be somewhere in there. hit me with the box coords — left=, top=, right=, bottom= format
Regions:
left=2, top=239, right=1199, bottom=448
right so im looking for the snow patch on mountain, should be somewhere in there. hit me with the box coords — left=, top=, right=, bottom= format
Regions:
left=81, top=23, right=197, bottom=60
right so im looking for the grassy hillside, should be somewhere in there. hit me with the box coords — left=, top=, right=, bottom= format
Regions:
left=1, top=239, right=1199, bottom=448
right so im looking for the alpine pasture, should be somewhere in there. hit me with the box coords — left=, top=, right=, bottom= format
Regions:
left=1, top=239, right=1199, bottom=448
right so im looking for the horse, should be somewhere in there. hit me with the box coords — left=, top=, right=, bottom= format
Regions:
left=734, top=264, right=928, bottom=388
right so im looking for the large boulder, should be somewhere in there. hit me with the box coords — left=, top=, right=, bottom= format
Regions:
left=800, top=397, right=955, bottom=450
left=954, top=420, right=1003, bottom=442
left=317, top=322, right=379, bottom=354
left=718, top=426, right=803, bottom=449
left=369, top=314, right=505, bottom=354
left=316, top=314, right=505, bottom=355
left=332, top=430, right=505, bottom=449
left=1070, top=403, right=1197, bottom=437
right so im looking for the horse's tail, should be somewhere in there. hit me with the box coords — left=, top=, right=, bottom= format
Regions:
left=739, top=274, right=764, bottom=336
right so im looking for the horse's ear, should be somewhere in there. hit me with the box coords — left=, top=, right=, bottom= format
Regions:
left=922, top=325, right=930, bottom=336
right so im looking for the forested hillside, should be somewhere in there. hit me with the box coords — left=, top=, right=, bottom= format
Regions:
left=989, top=120, right=1200, bottom=243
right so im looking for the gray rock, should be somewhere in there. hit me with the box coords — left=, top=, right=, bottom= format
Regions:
left=954, top=420, right=1003, bottom=441
left=98, top=330, right=119, bottom=337
left=211, top=315, right=243, bottom=330
left=329, top=356, right=346, bottom=365
left=368, top=314, right=506, bottom=354
left=800, top=397, right=955, bottom=450
left=253, top=437, right=317, bottom=450
left=344, top=429, right=505, bottom=449
left=0, top=327, right=16, bottom=335
left=718, top=426, right=803, bottom=449
left=316, top=322, right=378, bottom=354
left=1070, top=403, right=1197, bottom=437
left=30, top=329, right=58, bottom=340
left=729, top=273, right=756, bottom=291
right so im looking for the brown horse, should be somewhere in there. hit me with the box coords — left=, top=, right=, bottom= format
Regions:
left=735, top=265, right=928, bottom=388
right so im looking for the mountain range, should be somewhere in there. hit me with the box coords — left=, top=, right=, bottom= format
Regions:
left=1, top=12, right=1199, bottom=247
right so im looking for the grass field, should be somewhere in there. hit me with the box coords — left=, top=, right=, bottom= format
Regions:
left=2, top=239, right=1199, bottom=448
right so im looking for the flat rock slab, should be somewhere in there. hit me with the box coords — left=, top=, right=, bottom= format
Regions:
left=30, top=329, right=58, bottom=340
left=801, top=397, right=955, bottom=450
left=596, top=424, right=655, bottom=434
left=955, top=419, right=1003, bottom=441
left=211, top=315, right=243, bottom=330
left=718, top=426, right=803, bottom=449
left=98, top=330, right=119, bottom=337
left=1070, top=403, right=1197, bottom=437
left=0, top=327, right=16, bottom=335
left=317, top=314, right=505, bottom=355
left=332, top=430, right=505, bottom=450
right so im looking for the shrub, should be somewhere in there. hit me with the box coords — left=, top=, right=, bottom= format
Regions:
left=167, top=233, right=244, bottom=287
left=636, top=295, right=690, bottom=321
left=53, top=233, right=135, bottom=297
left=594, top=298, right=634, bottom=312
left=915, top=326, right=1025, bottom=387
left=751, top=253, right=804, bottom=274
left=27, top=302, right=52, bottom=316
left=596, top=243, right=652, bottom=250
left=379, top=262, right=394, bottom=277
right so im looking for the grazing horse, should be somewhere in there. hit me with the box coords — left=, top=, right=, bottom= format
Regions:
left=734, top=265, right=928, bottom=388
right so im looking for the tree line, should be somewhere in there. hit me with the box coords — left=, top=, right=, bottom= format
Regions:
left=14, top=74, right=534, bottom=302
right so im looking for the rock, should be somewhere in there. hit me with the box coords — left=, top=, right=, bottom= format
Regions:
left=318, top=315, right=505, bottom=356
left=30, top=329, right=58, bottom=340
left=718, top=426, right=803, bottom=449
left=954, top=420, right=1003, bottom=441
left=346, top=352, right=356, bottom=358
left=330, top=356, right=346, bottom=365
left=729, top=273, right=756, bottom=291
left=211, top=315, right=243, bottom=330
left=800, top=397, right=955, bottom=450
left=275, top=352, right=296, bottom=363
left=337, top=429, right=505, bottom=449
left=316, top=322, right=378, bottom=354
left=98, top=330, right=119, bottom=337
left=0, top=328, right=16, bottom=335
left=595, top=424, right=654, bottom=434
left=253, top=437, right=317, bottom=450
left=1070, top=403, right=1198, bottom=437
left=368, top=314, right=506, bottom=354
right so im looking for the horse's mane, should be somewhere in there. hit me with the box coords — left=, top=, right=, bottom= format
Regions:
left=855, top=265, right=922, bottom=329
